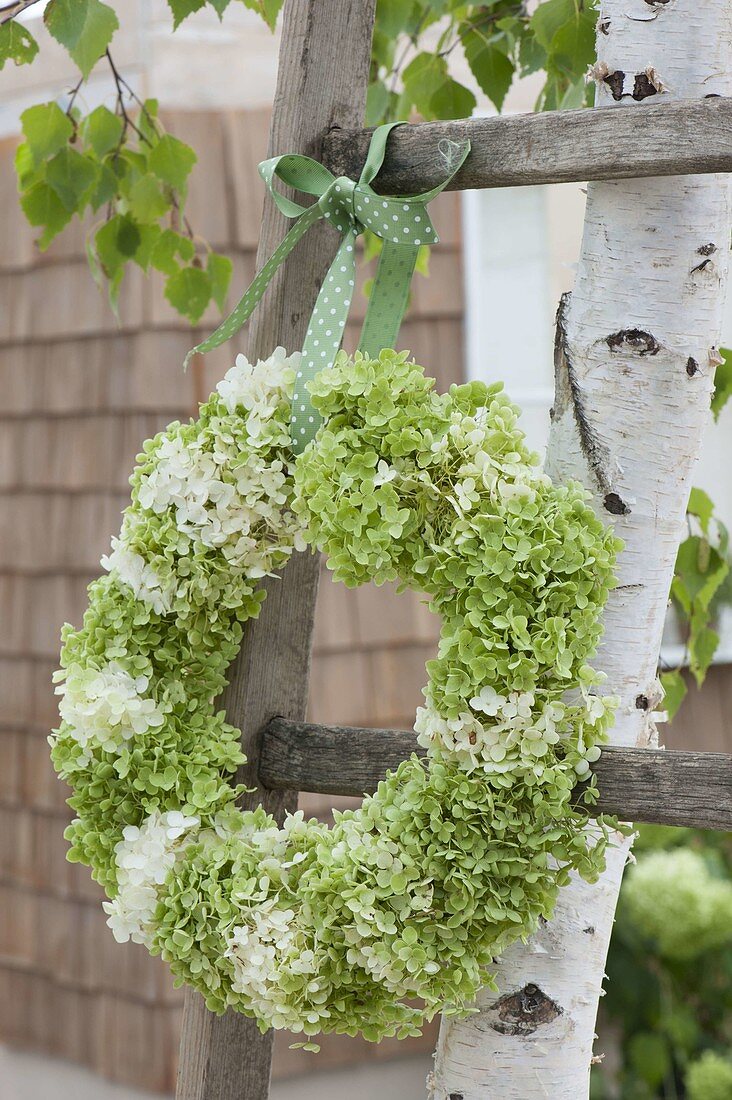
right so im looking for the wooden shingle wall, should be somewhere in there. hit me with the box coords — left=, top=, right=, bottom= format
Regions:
left=0, top=109, right=462, bottom=1091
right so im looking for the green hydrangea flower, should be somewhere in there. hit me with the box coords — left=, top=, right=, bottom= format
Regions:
left=50, top=347, right=621, bottom=1041
left=686, top=1050, right=732, bottom=1100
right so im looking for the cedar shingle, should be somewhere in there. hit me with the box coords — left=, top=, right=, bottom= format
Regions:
left=312, top=569, right=360, bottom=652
left=224, top=108, right=272, bottom=248
left=0, top=729, right=23, bottom=807
left=352, top=582, right=438, bottom=650
left=308, top=650, right=372, bottom=727
left=0, top=657, right=33, bottom=723
left=0, top=333, right=197, bottom=416
left=21, top=733, right=69, bottom=814
left=0, top=883, right=35, bottom=966
left=367, top=644, right=434, bottom=727
left=0, top=261, right=145, bottom=343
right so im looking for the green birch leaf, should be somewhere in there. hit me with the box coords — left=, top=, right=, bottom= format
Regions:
left=558, top=76, right=589, bottom=109
left=45, top=0, right=119, bottom=80
left=415, top=244, right=430, bottom=277
left=150, top=228, right=196, bottom=274
left=20, top=180, right=73, bottom=249
left=132, top=224, right=162, bottom=271
left=689, top=619, right=719, bottom=687
left=461, top=23, right=514, bottom=111
left=660, top=669, right=687, bottom=721
left=45, top=146, right=99, bottom=211
left=0, top=21, right=39, bottom=70
left=209, top=0, right=232, bottom=14
left=688, top=487, right=714, bottom=536
left=402, top=52, right=448, bottom=118
left=95, top=214, right=141, bottom=278
left=148, top=134, right=197, bottom=192
left=21, top=102, right=73, bottom=167
left=164, top=265, right=212, bottom=323
left=550, top=10, right=596, bottom=77
left=85, top=224, right=104, bottom=289
left=529, top=0, right=578, bottom=51
left=518, top=31, right=546, bottom=77
left=89, top=161, right=118, bottom=211
left=127, top=174, right=170, bottom=224
left=107, top=266, right=124, bottom=319
left=365, top=81, right=390, bottom=127
left=371, top=27, right=397, bottom=72
left=429, top=77, right=476, bottom=120
left=376, top=0, right=415, bottom=38
left=672, top=537, right=728, bottom=618
left=363, top=230, right=382, bottom=264
left=207, top=251, right=233, bottom=311
left=254, top=0, right=285, bottom=31
left=15, top=142, right=42, bottom=189
left=82, top=105, right=124, bottom=157
left=166, top=0, right=206, bottom=28
left=712, top=348, right=732, bottom=420
left=138, top=98, right=161, bottom=144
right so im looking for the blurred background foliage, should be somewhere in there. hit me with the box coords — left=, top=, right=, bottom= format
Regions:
left=592, top=826, right=732, bottom=1099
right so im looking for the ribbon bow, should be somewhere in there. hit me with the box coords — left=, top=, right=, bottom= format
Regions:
left=185, top=122, right=470, bottom=452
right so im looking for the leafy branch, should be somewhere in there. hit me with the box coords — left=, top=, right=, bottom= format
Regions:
left=661, top=351, right=732, bottom=720
left=366, top=0, right=597, bottom=127
left=1, top=0, right=244, bottom=322
left=1, top=0, right=596, bottom=320
left=0, top=0, right=45, bottom=26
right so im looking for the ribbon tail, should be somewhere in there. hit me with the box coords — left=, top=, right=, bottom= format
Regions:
left=183, top=203, right=322, bottom=372
left=290, top=226, right=358, bottom=454
left=357, top=240, right=419, bottom=361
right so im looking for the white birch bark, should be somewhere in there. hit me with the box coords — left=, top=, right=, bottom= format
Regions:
left=430, top=2, right=732, bottom=1096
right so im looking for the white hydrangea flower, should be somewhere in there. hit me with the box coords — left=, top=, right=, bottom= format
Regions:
left=54, top=661, right=165, bottom=760
left=496, top=478, right=538, bottom=506
left=502, top=691, right=535, bottom=722
left=101, top=537, right=175, bottom=615
left=584, top=692, right=610, bottom=724
left=469, top=685, right=504, bottom=717
left=131, top=350, right=307, bottom=576
left=452, top=477, right=479, bottom=514
left=224, top=899, right=320, bottom=1031
left=103, top=810, right=200, bottom=946
left=217, top=347, right=300, bottom=422
left=373, top=459, right=397, bottom=487
left=416, top=692, right=574, bottom=776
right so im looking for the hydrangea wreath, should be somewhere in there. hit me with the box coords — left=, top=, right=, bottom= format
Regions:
left=51, top=347, right=621, bottom=1045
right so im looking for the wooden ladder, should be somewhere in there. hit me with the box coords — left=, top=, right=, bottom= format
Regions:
left=175, top=2, right=732, bottom=1096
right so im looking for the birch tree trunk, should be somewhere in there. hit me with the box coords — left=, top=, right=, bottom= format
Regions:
left=431, top=2, right=732, bottom=1096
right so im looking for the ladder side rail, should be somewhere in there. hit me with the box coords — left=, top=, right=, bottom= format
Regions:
left=175, top=2, right=376, bottom=1097
left=324, top=98, right=732, bottom=193
left=259, top=717, right=732, bottom=831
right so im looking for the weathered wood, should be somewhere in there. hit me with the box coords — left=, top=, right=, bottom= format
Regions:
left=323, top=97, right=732, bottom=194
left=260, top=718, right=732, bottom=830
left=174, top=2, right=375, bottom=1098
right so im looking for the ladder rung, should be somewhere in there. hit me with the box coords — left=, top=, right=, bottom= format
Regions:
left=323, top=98, right=732, bottom=193
left=260, top=717, right=732, bottom=830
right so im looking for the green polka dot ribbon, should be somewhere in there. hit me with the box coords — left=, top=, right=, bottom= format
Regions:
left=185, top=122, right=470, bottom=453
